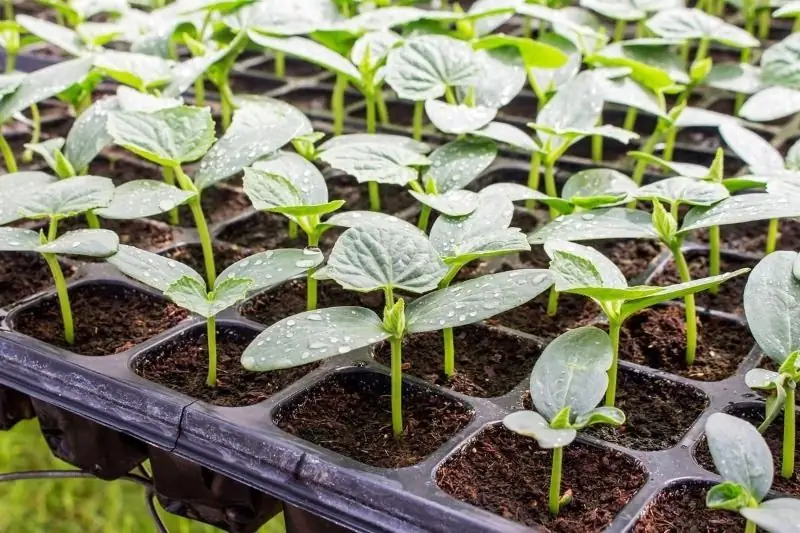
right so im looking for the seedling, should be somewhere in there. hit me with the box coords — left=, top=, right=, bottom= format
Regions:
left=705, top=412, right=800, bottom=532
left=503, top=327, right=625, bottom=515
left=743, top=251, right=800, bottom=479
left=544, top=240, right=746, bottom=405
left=241, top=222, right=553, bottom=437
left=107, top=245, right=323, bottom=388
left=0, top=173, right=119, bottom=344
left=740, top=34, right=800, bottom=122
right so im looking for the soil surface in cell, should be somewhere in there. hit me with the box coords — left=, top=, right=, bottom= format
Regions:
left=651, top=253, right=756, bottom=315
left=88, top=156, right=162, bottom=186
left=327, top=175, right=415, bottom=214
left=161, top=243, right=251, bottom=274
left=694, top=407, right=800, bottom=497
left=0, top=253, right=76, bottom=309
left=617, top=306, right=753, bottom=381
left=274, top=372, right=472, bottom=468
left=488, top=292, right=599, bottom=341
left=217, top=211, right=339, bottom=252
left=58, top=217, right=176, bottom=252
left=153, top=185, right=250, bottom=226
left=12, top=283, right=188, bottom=355
left=693, top=218, right=800, bottom=255
left=239, top=279, right=385, bottom=325
left=134, top=328, right=318, bottom=406
left=436, top=426, right=646, bottom=532
left=632, top=483, right=745, bottom=532
left=374, top=327, right=542, bottom=398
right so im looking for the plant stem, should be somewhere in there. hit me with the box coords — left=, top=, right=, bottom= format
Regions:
left=288, top=220, right=298, bottom=240
left=44, top=253, right=74, bottom=345
left=194, top=76, right=205, bottom=107
left=743, top=0, right=756, bottom=64
left=368, top=182, right=381, bottom=212
left=662, top=127, right=677, bottom=162
left=632, top=128, right=662, bottom=185
left=417, top=205, right=432, bottom=232
left=443, top=327, right=455, bottom=377
left=794, top=16, right=800, bottom=33
left=605, top=321, right=621, bottom=407
left=332, top=75, right=347, bottom=136
left=365, top=93, right=382, bottom=212
left=376, top=90, right=389, bottom=125
left=670, top=201, right=680, bottom=221
left=782, top=387, right=796, bottom=479
left=549, top=447, right=564, bottom=516
left=613, top=19, right=626, bottom=41
left=5, top=52, right=16, bottom=73
left=623, top=108, right=638, bottom=131
left=161, top=167, right=180, bottom=225
left=174, top=165, right=216, bottom=286
left=766, top=219, right=779, bottom=253
left=758, top=3, right=771, bottom=40
left=390, top=335, right=403, bottom=438
left=709, top=225, right=720, bottom=294
left=672, top=245, right=698, bottom=365
left=591, top=115, right=603, bottom=163
left=444, top=86, right=457, bottom=105
left=85, top=212, right=101, bottom=229
left=206, top=316, right=217, bottom=387
left=412, top=100, right=424, bottom=141
left=4, top=0, right=12, bottom=21
left=635, top=20, right=645, bottom=37
left=745, top=520, right=757, bottom=533
left=525, top=151, right=541, bottom=209
left=0, top=134, right=18, bottom=173
left=21, top=104, right=40, bottom=163
left=274, top=52, right=285, bottom=79
left=220, top=81, right=235, bottom=131
left=306, top=232, right=320, bottom=311
left=544, top=159, right=557, bottom=218
left=547, top=287, right=559, bottom=316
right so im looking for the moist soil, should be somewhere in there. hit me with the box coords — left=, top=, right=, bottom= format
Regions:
left=616, top=306, right=753, bottom=381
left=12, top=283, right=188, bottom=356
left=133, top=327, right=318, bottom=407
left=488, top=292, right=599, bottom=341
left=238, top=279, right=385, bottom=326
left=0, top=253, right=76, bottom=309
left=88, top=156, right=162, bottom=186
left=632, top=483, right=745, bottom=533
left=692, top=218, right=800, bottom=255
left=153, top=185, right=251, bottom=226
left=584, top=368, right=708, bottom=451
left=436, top=426, right=647, bottom=532
left=161, top=243, right=252, bottom=274
left=694, top=406, right=800, bottom=497
left=216, top=211, right=339, bottom=252
left=57, top=217, right=176, bottom=252
left=327, top=174, right=415, bottom=214
left=274, top=371, right=472, bottom=469
left=650, top=253, right=757, bottom=315
left=373, top=326, right=543, bottom=398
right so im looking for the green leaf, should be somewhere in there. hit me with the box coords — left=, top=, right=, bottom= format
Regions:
left=0, top=227, right=40, bottom=252
left=429, top=194, right=514, bottom=259
left=216, top=248, right=324, bottom=295
left=590, top=40, right=684, bottom=91
left=530, top=36, right=582, bottom=94
left=636, top=176, right=729, bottom=206
left=775, top=1, right=800, bottom=17
left=741, top=499, right=800, bottom=532
left=0, top=172, right=59, bottom=224
left=529, top=208, right=658, bottom=244
left=674, top=106, right=739, bottom=128
left=627, top=151, right=710, bottom=179
left=562, top=169, right=639, bottom=208
left=35, top=229, right=119, bottom=257
left=165, top=33, right=247, bottom=97
left=545, top=239, right=628, bottom=292
left=747, top=369, right=787, bottom=430
left=705, top=412, right=773, bottom=502
left=229, top=0, right=342, bottom=34
left=241, top=306, right=388, bottom=371
left=107, top=244, right=203, bottom=292
left=572, top=406, right=626, bottom=428
left=580, top=0, right=681, bottom=21
left=23, top=138, right=66, bottom=174
left=336, top=6, right=453, bottom=32
left=325, top=224, right=446, bottom=294
left=706, top=482, right=753, bottom=511
left=409, top=190, right=479, bottom=217
left=64, top=96, right=118, bottom=172
left=243, top=168, right=303, bottom=211
left=646, top=8, right=760, bottom=48
left=530, top=326, right=614, bottom=421
left=317, top=138, right=430, bottom=186
left=680, top=193, right=800, bottom=233
left=425, top=138, right=497, bottom=193
left=535, top=71, right=603, bottom=153
left=384, top=34, right=479, bottom=101
left=469, top=0, right=525, bottom=36
left=116, top=86, right=182, bottom=113
left=106, top=106, right=216, bottom=167
left=318, top=133, right=429, bottom=154
left=517, top=4, right=607, bottom=52
left=601, top=76, right=667, bottom=118
left=94, top=51, right=174, bottom=92
left=194, top=97, right=311, bottom=190
left=472, top=122, right=539, bottom=153
left=17, top=175, right=114, bottom=220
left=406, top=269, right=552, bottom=334
left=247, top=32, right=361, bottom=83
left=744, top=251, right=800, bottom=363
left=720, top=123, right=783, bottom=172
left=761, top=34, right=800, bottom=90
left=502, top=411, right=577, bottom=448
left=350, top=30, right=401, bottom=70
left=0, top=73, right=23, bottom=100
left=706, top=63, right=763, bottom=95
left=252, top=151, right=326, bottom=202
left=96, top=180, right=196, bottom=219
left=457, top=48, right=525, bottom=109
left=473, top=33, right=568, bottom=69
left=787, top=139, right=800, bottom=171
left=741, top=86, right=800, bottom=122
left=16, top=14, right=85, bottom=56
left=164, top=276, right=213, bottom=317
left=424, top=100, right=497, bottom=135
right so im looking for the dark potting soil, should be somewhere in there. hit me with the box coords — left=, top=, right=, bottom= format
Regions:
left=133, top=327, right=318, bottom=407
left=0, top=252, right=76, bottom=309
left=692, top=218, right=800, bottom=255
left=650, top=253, right=756, bottom=315
left=488, top=292, right=599, bottom=341
left=584, top=368, right=708, bottom=451
left=274, top=371, right=472, bottom=468
left=591, top=239, right=664, bottom=281
left=436, top=426, right=647, bottom=532
left=326, top=174, right=415, bottom=214
left=160, top=243, right=251, bottom=274
left=12, top=283, right=188, bottom=356
left=216, top=211, right=339, bottom=252
left=153, top=185, right=251, bottom=226
left=632, top=483, right=745, bottom=533
left=617, top=306, right=753, bottom=381
left=694, top=406, right=800, bottom=497
left=238, top=278, right=385, bottom=325
left=58, top=217, right=176, bottom=252
left=373, top=326, right=543, bottom=398
left=88, top=156, right=162, bottom=186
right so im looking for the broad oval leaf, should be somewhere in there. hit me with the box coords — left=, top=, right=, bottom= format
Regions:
left=247, top=32, right=361, bottom=83
left=24, top=138, right=66, bottom=174
left=529, top=208, right=658, bottom=244
left=572, top=406, right=626, bottom=428
left=480, top=183, right=573, bottom=213
left=680, top=192, right=800, bottom=233
left=675, top=106, right=739, bottom=128
left=646, top=8, right=760, bottom=48
left=117, top=86, right=182, bottom=113
left=636, top=176, right=729, bottom=206
left=241, top=306, right=389, bottom=371
left=350, top=30, right=401, bottom=70
left=535, top=71, right=603, bottom=152
left=705, top=412, right=773, bottom=502
left=36, top=229, right=119, bottom=257
left=318, top=133, right=429, bottom=154
left=530, top=326, right=614, bottom=421
left=473, top=33, right=568, bottom=70
left=251, top=151, right=327, bottom=205
left=601, top=76, right=667, bottom=118
left=317, top=139, right=429, bottom=186
left=544, top=239, right=628, bottom=292
left=243, top=168, right=303, bottom=211
left=325, top=224, right=446, bottom=293
left=706, top=63, right=763, bottom=95
left=94, top=51, right=174, bottom=92
left=473, top=121, right=539, bottom=153
left=107, top=244, right=203, bottom=292
left=469, top=0, right=525, bottom=36
left=761, top=34, right=800, bottom=90
left=424, top=100, right=497, bottom=135
left=324, top=210, right=424, bottom=235
left=217, top=248, right=324, bottom=295
left=457, top=47, right=526, bottom=108
left=740, top=86, right=800, bottom=122
left=430, top=194, right=515, bottom=259
left=720, top=122, right=783, bottom=172
left=406, top=269, right=552, bottom=333
left=503, top=411, right=577, bottom=448
left=0, top=227, right=40, bottom=252
left=408, top=190, right=479, bottom=217
left=740, top=499, right=800, bottom=532
left=425, top=137, right=497, bottom=193
left=562, top=168, right=639, bottom=207
left=65, top=96, right=119, bottom=173
left=0, top=171, right=59, bottom=224
left=96, top=180, right=196, bottom=219
left=580, top=0, right=682, bottom=21
left=16, top=14, right=85, bottom=56
left=17, top=175, right=114, bottom=219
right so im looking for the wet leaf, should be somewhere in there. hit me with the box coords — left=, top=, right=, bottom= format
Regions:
left=761, top=34, right=800, bottom=90
left=218, top=248, right=324, bottom=295
left=94, top=50, right=174, bottom=92
left=409, top=190, right=479, bottom=217
left=740, top=86, right=800, bottom=122
left=741, top=499, right=800, bottom=532
left=424, top=100, right=497, bottom=135
left=96, top=180, right=196, bottom=219
left=107, top=244, right=203, bottom=292
left=681, top=193, right=800, bottom=232
left=503, top=411, right=577, bottom=448
left=247, top=32, right=361, bottom=83
left=65, top=96, right=119, bottom=172
left=646, top=8, right=760, bottom=48
left=317, top=137, right=429, bottom=186
left=36, top=229, right=119, bottom=257
left=720, top=122, right=783, bottom=172
left=17, top=175, right=114, bottom=220
left=636, top=176, right=729, bottom=206
left=580, top=0, right=681, bottom=21
left=529, top=208, right=658, bottom=244
left=472, top=121, right=539, bottom=153
left=0, top=227, right=40, bottom=252
left=562, top=168, right=639, bottom=208
left=706, top=63, right=763, bottom=95
left=430, top=194, right=516, bottom=259
left=425, top=137, right=497, bottom=193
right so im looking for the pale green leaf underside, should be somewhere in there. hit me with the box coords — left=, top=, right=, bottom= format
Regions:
left=107, top=244, right=203, bottom=292
left=0, top=227, right=41, bottom=252
left=35, top=229, right=119, bottom=257
left=503, top=411, right=577, bottom=449
left=529, top=208, right=658, bottom=244
left=216, top=248, right=324, bottom=295
left=96, top=180, right=196, bottom=219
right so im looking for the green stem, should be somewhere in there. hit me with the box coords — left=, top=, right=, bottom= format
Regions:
left=417, top=204, right=432, bottom=232
left=734, top=92, right=746, bottom=115
left=44, top=253, right=74, bottom=345
left=766, top=218, right=779, bottom=254
left=376, top=90, right=389, bottom=125
left=605, top=321, right=621, bottom=407
left=365, top=94, right=381, bottom=211
left=85, top=212, right=101, bottom=229
left=635, top=20, right=645, bottom=37
left=307, top=232, right=320, bottom=311
left=390, top=336, right=403, bottom=438
left=206, top=316, right=217, bottom=387
left=525, top=151, right=542, bottom=210
left=0, top=134, right=18, bottom=173
left=443, top=328, right=455, bottom=377
left=547, top=286, right=559, bottom=317
left=5, top=52, right=16, bottom=73
left=794, top=16, right=800, bottom=33
left=672, top=245, right=698, bottom=365
left=758, top=4, right=771, bottom=40
left=174, top=165, right=216, bottom=286
left=544, top=159, right=557, bottom=218
left=549, top=447, right=564, bottom=516
left=274, top=52, right=285, bottom=79
left=220, top=81, right=235, bottom=131
left=161, top=167, right=180, bottom=226
left=3, top=0, right=12, bottom=21
left=613, top=19, right=626, bottom=41
left=444, top=86, right=457, bottom=105
left=670, top=201, right=680, bottom=221
left=412, top=100, right=424, bottom=141
left=709, top=225, right=720, bottom=294
left=745, top=520, right=757, bottom=533
left=623, top=108, right=638, bottom=131
left=663, top=127, right=678, bottom=161
left=782, top=387, right=796, bottom=479
left=288, top=220, right=298, bottom=240
left=332, top=75, right=347, bottom=136
left=632, top=128, right=662, bottom=185
left=194, top=76, right=205, bottom=107
left=591, top=115, right=603, bottom=163
left=368, top=182, right=381, bottom=212
left=695, top=37, right=710, bottom=63
left=24, top=104, right=41, bottom=162
left=523, top=17, right=532, bottom=38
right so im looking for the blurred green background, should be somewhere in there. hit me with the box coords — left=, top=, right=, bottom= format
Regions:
left=0, top=420, right=285, bottom=533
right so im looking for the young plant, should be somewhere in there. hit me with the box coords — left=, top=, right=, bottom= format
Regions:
left=739, top=34, right=800, bottom=122
left=0, top=174, right=119, bottom=344
left=705, top=412, right=800, bottom=532
left=743, top=251, right=800, bottom=479
left=241, top=222, right=553, bottom=437
left=241, top=157, right=346, bottom=310
left=503, top=326, right=625, bottom=515
left=544, top=240, right=746, bottom=405
left=107, top=245, right=324, bottom=387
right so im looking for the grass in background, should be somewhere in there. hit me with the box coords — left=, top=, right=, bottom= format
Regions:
left=0, top=419, right=285, bottom=533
